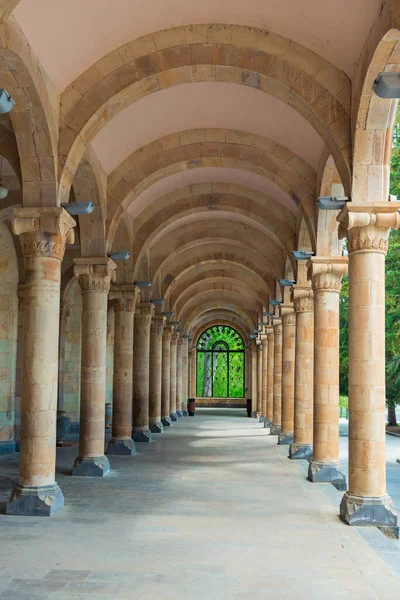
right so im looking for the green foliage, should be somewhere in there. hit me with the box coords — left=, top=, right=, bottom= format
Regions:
left=339, top=396, right=348, bottom=409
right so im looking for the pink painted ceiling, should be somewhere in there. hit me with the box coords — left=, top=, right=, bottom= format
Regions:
left=91, top=82, right=324, bottom=174
left=14, top=0, right=382, bottom=91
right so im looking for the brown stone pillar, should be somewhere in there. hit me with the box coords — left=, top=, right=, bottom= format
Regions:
left=308, top=258, right=348, bottom=488
left=261, top=336, right=268, bottom=422
left=256, top=342, right=263, bottom=420
left=265, top=328, right=274, bottom=427
left=161, top=324, right=172, bottom=426
left=170, top=330, right=178, bottom=421
left=149, top=314, right=165, bottom=433
left=279, top=307, right=296, bottom=445
left=337, top=203, right=399, bottom=527
left=182, top=335, right=189, bottom=415
left=251, top=339, right=258, bottom=417
left=6, top=208, right=75, bottom=516
left=187, top=346, right=192, bottom=408
left=270, top=320, right=282, bottom=435
left=132, top=302, right=154, bottom=442
left=190, top=344, right=197, bottom=398
left=107, top=287, right=139, bottom=455
left=289, top=286, right=314, bottom=459
left=176, top=333, right=184, bottom=417
left=72, top=257, right=116, bottom=476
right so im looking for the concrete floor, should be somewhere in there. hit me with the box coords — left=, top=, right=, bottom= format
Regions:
left=0, top=410, right=399, bottom=599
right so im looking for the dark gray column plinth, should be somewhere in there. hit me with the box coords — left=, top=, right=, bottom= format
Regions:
left=251, top=411, right=257, bottom=418
left=259, top=415, right=266, bottom=423
left=170, top=413, right=179, bottom=422
left=72, top=455, right=111, bottom=476
left=162, top=416, right=172, bottom=427
left=176, top=411, right=183, bottom=418
left=289, top=443, right=312, bottom=460
left=183, top=410, right=189, bottom=416
left=6, top=483, right=64, bottom=516
left=133, top=428, right=152, bottom=442
left=340, top=492, right=398, bottom=530
left=308, top=461, right=346, bottom=490
left=278, top=432, right=293, bottom=445
left=150, top=421, right=163, bottom=433
left=264, top=420, right=272, bottom=429
left=269, top=425, right=281, bottom=436
left=106, top=438, right=136, bottom=456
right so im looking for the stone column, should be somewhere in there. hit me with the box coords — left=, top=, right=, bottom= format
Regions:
left=187, top=347, right=192, bottom=407
left=170, top=331, right=178, bottom=421
left=132, top=302, right=154, bottom=442
left=190, top=345, right=197, bottom=397
left=289, top=286, right=314, bottom=459
left=107, top=287, right=139, bottom=455
left=265, top=328, right=274, bottom=427
left=279, top=306, right=296, bottom=445
left=337, top=203, right=399, bottom=527
left=251, top=339, right=258, bottom=417
left=161, top=324, right=172, bottom=426
left=256, top=343, right=263, bottom=420
left=261, top=336, right=268, bottom=422
left=307, top=258, right=348, bottom=488
left=149, top=314, right=165, bottom=433
left=6, top=208, right=75, bottom=516
left=270, top=320, right=282, bottom=435
left=176, top=334, right=184, bottom=417
left=72, top=257, right=116, bottom=476
left=182, top=335, right=189, bottom=416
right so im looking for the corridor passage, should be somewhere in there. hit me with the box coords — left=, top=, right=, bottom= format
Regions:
left=0, top=412, right=398, bottom=599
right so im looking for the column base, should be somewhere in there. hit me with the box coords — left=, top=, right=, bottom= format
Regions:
left=308, top=461, right=347, bottom=490
left=106, top=438, right=136, bottom=456
left=269, top=425, right=281, bottom=436
left=162, top=416, right=172, bottom=427
left=0, top=440, right=18, bottom=454
left=278, top=432, right=293, bottom=445
left=133, top=428, right=152, bottom=442
left=264, top=419, right=272, bottom=428
left=340, top=492, right=398, bottom=529
left=72, top=455, right=111, bottom=477
left=170, top=413, right=179, bottom=422
left=289, top=443, right=312, bottom=460
left=149, top=421, right=163, bottom=433
left=259, top=415, right=266, bottom=423
left=176, top=411, right=183, bottom=418
left=251, top=411, right=257, bottom=418
left=6, top=483, right=64, bottom=517
left=183, top=410, right=189, bottom=417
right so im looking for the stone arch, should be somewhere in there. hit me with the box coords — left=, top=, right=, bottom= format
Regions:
left=192, top=317, right=249, bottom=346
left=58, top=24, right=351, bottom=204
left=316, top=153, right=344, bottom=256
left=183, top=298, right=257, bottom=331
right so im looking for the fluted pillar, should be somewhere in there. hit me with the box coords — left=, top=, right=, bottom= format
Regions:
left=337, top=203, right=399, bottom=527
left=170, top=331, right=178, bottom=421
left=149, top=314, right=165, bottom=433
left=289, top=286, right=314, bottom=459
left=261, top=335, right=268, bottom=422
left=161, top=325, right=172, bottom=426
left=132, top=302, right=154, bottom=442
left=308, top=258, right=348, bottom=488
left=182, top=335, right=189, bottom=416
left=107, top=287, right=139, bottom=455
left=72, top=257, right=116, bottom=476
left=257, top=343, right=263, bottom=421
left=279, top=306, right=296, bottom=445
left=176, top=334, right=184, bottom=417
left=6, top=208, right=75, bottom=516
left=270, top=320, right=282, bottom=435
left=265, top=328, right=274, bottom=427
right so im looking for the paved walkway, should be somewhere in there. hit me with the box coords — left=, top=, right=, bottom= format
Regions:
left=0, top=410, right=399, bottom=599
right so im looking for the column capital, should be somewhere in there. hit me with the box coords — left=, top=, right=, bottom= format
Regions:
left=337, top=202, right=400, bottom=255
left=291, top=284, right=313, bottom=313
left=163, top=324, right=173, bottom=341
left=266, top=327, right=274, bottom=341
left=74, top=257, right=117, bottom=293
left=135, top=301, right=154, bottom=317
left=110, top=284, right=140, bottom=310
left=273, top=318, right=282, bottom=335
left=151, top=314, right=165, bottom=335
left=12, top=207, right=76, bottom=261
left=307, top=256, right=348, bottom=293
left=171, top=331, right=178, bottom=345
left=281, top=309, right=295, bottom=327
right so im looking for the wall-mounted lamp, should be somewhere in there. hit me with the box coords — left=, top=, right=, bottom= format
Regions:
left=0, top=184, right=8, bottom=199
left=171, top=321, right=180, bottom=326
left=258, top=321, right=267, bottom=327
left=249, top=334, right=257, bottom=339
left=0, top=90, right=15, bottom=114
left=317, top=196, right=349, bottom=210
left=270, top=299, right=282, bottom=306
left=253, top=329, right=259, bottom=334
left=292, top=251, right=314, bottom=261
left=162, top=311, right=174, bottom=317
left=279, top=279, right=295, bottom=287
left=177, top=328, right=185, bottom=333
left=373, top=72, right=400, bottom=99
left=134, top=280, right=151, bottom=288
left=151, top=298, right=164, bottom=305
left=108, top=251, right=130, bottom=261
left=263, top=311, right=273, bottom=317
left=61, top=201, right=94, bottom=215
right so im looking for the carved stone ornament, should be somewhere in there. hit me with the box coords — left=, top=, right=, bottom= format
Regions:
left=280, top=304, right=295, bottom=326
left=151, top=315, right=165, bottom=335
left=74, top=257, right=117, bottom=294
left=110, top=284, right=140, bottom=312
left=12, top=207, right=76, bottom=261
left=291, top=285, right=313, bottom=314
left=113, top=297, right=135, bottom=313
left=163, top=325, right=173, bottom=341
left=307, top=257, right=348, bottom=293
left=273, top=319, right=283, bottom=336
left=337, top=202, right=400, bottom=256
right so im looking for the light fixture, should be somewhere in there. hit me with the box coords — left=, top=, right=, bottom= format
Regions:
left=162, top=311, right=174, bottom=317
left=151, top=298, right=164, bottom=305
left=177, top=328, right=185, bottom=333
left=171, top=321, right=180, bottom=326
left=253, top=329, right=259, bottom=334
left=317, top=196, right=349, bottom=210
left=373, top=72, right=400, bottom=99
left=61, top=201, right=94, bottom=215
left=270, top=299, right=282, bottom=306
left=258, top=321, right=267, bottom=327
left=134, top=280, right=151, bottom=288
left=0, top=89, right=15, bottom=114
left=279, top=279, right=295, bottom=287
left=249, top=334, right=257, bottom=339
left=292, top=251, right=314, bottom=261
left=0, top=184, right=7, bottom=199
left=107, top=251, right=130, bottom=260
left=263, top=311, right=273, bottom=317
